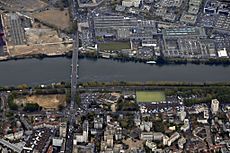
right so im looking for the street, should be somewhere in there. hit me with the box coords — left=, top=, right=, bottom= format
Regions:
left=65, top=0, right=79, bottom=152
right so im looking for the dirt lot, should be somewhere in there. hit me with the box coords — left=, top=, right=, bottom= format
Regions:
left=8, top=28, right=73, bottom=56
left=15, top=94, right=66, bottom=110
left=8, top=42, right=73, bottom=56
left=32, top=8, right=70, bottom=30
left=0, top=0, right=48, bottom=12
left=26, top=28, right=62, bottom=44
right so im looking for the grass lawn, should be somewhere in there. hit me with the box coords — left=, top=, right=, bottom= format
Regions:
left=136, top=91, right=166, bottom=102
left=98, top=41, right=130, bottom=51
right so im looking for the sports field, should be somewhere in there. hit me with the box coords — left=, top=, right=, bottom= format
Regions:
left=136, top=91, right=166, bottom=102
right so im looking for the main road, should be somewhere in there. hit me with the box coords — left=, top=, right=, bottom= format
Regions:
left=70, top=32, right=79, bottom=109
left=65, top=0, right=79, bottom=152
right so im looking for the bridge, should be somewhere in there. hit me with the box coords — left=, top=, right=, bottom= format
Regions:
left=70, top=31, right=79, bottom=110
left=65, top=0, right=79, bottom=152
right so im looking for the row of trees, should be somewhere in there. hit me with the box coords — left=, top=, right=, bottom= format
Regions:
left=157, top=56, right=230, bottom=65
left=164, top=86, right=230, bottom=106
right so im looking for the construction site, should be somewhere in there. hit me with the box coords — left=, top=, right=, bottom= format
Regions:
left=0, top=12, right=73, bottom=59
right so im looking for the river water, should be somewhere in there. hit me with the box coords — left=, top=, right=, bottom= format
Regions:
left=0, top=57, right=230, bottom=86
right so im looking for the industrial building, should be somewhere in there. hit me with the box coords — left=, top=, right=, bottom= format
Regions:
left=94, top=15, right=157, bottom=41
left=122, top=0, right=141, bottom=7
left=162, top=27, right=207, bottom=39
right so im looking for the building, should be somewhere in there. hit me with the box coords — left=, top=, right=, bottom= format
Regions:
left=207, top=41, right=216, bottom=57
left=163, top=13, right=177, bottom=22
left=160, top=0, right=182, bottom=7
left=77, top=120, right=89, bottom=143
left=94, top=116, right=103, bottom=129
left=59, top=122, right=67, bottom=138
left=162, top=27, right=206, bottom=39
left=155, top=8, right=167, bottom=17
left=134, top=113, right=141, bottom=126
left=153, top=132, right=164, bottom=141
left=204, top=109, right=209, bottom=119
left=122, top=0, right=141, bottom=7
left=77, top=0, right=104, bottom=8
left=76, top=143, right=95, bottom=153
left=178, top=137, right=186, bottom=149
left=188, top=5, right=200, bottom=14
left=189, top=0, right=202, bottom=14
left=114, top=126, right=122, bottom=140
left=142, top=38, right=157, bottom=47
left=4, top=134, right=14, bottom=141
left=163, top=135, right=169, bottom=146
left=211, top=99, right=220, bottom=114
left=141, top=132, right=153, bottom=141
left=94, top=15, right=157, bottom=41
left=168, top=132, right=180, bottom=146
left=197, top=118, right=208, bottom=124
left=115, top=5, right=126, bottom=12
left=181, top=119, right=190, bottom=132
left=204, top=0, right=219, bottom=14
left=218, top=3, right=230, bottom=16
left=204, top=0, right=230, bottom=15
left=145, top=141, right=157, bottom=152
left=178, top=110, right=187, bottom=121
left=180, top=13, right=197, bottom=25
left=140, top=121, right=153, bottom=132
left=217, top=48, right=228, bottom=58
left=52, top=138, right=63, bottom=147
left=103, top=131, right=114, bottom=148
left=14, top=131, right=23, bottom=140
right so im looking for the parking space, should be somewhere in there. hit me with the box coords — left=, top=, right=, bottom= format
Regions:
left=137, top=47, right=154, bottom=59
left=139, top=96, right=183, bottom=114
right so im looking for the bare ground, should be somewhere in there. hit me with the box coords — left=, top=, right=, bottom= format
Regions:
left=15, top=94, right=66, bottom=109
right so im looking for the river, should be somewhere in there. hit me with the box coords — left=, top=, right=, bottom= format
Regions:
left=0, top=57, right=230, bottom=86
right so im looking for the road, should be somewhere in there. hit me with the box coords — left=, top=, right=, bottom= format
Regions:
left=65, top=0, right=79, bottom=152
left=70, top=32, right=79, bottom=110
left=0, top=92, right=8, bottom=121
left=65, top=32, right=79, bottom=153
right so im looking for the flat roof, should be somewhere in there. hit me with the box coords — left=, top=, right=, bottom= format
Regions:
left=162, top=27, right=206, bottom=38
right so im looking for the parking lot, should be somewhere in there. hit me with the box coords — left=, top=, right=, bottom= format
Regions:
left=137, top=47, right=154, bottom=59
left=214, top=34, right=230, bottom=51
left=197, top=14, right=217, bottom=27
left=139, top=96, right=184, bottom=114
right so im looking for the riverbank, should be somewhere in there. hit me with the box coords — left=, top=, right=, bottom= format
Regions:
left=1, top=50, right=230, bottom=66
left=2, top=81, right=230, bottom=108
left=0, top=51, right=73, bottom=62
left=1, top=80, right=230, bottom=93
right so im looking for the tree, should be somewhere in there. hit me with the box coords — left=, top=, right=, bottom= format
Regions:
left=153, top=121, right=165, bottom=132
left=66, top=89, right=71, bottom=103
left=58, top=104, right=64, bottom=111
left=17, top=84, right=29, bottom=90
left=23, top=103, right=41, bottom=112
left=8, top=94, right=18, bottom=110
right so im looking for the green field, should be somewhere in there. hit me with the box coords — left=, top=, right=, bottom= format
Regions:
left=136, top=91, right=166, bottom=102
left=98, top=41, right=130, bottom=51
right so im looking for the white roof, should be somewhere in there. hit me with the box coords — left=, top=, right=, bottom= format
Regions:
left=218, top=48, right=228, bottom=57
